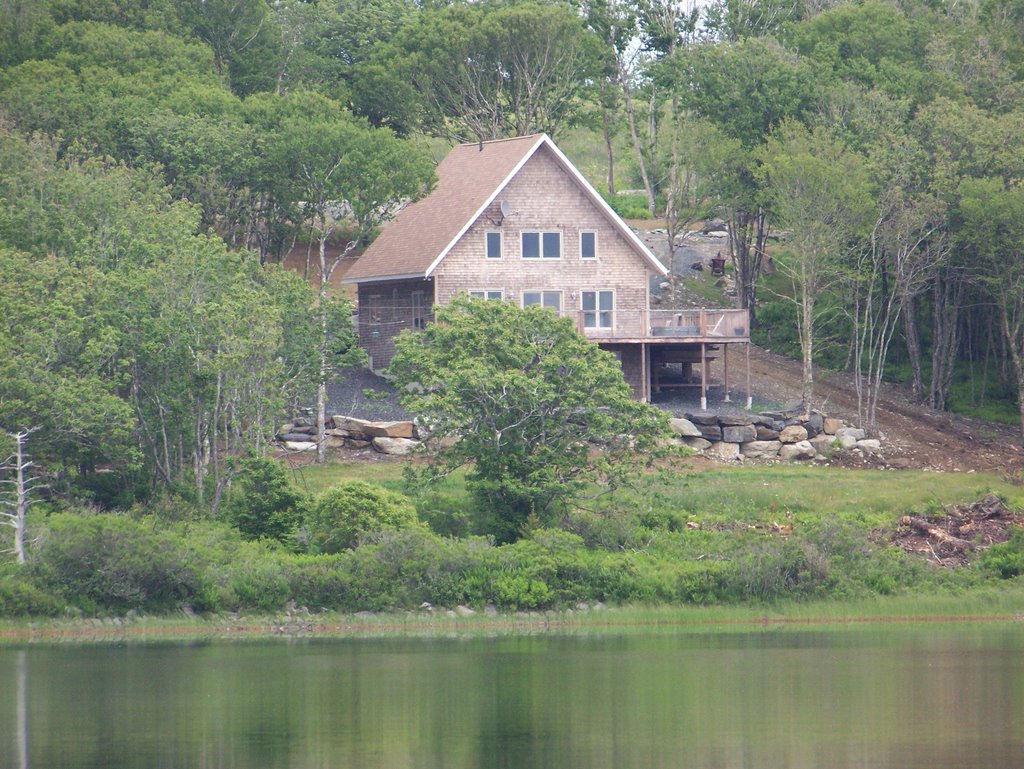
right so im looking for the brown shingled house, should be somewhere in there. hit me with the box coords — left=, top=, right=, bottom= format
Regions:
left=343, top=134, right=750, bottom=408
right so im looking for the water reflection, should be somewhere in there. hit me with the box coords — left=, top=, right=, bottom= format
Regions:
left=1, top=627, right=1022, bottom=769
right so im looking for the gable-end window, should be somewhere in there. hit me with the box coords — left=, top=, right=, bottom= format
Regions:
left=523, top=291, right=561, bottom=314
left=521, top=231, right=561, bottom=259
left=486, top=231, right=502, bottom=259
left=582, top=290, right=613, bottom=329
left=580, top=231, right=597, bottom=259
left=469, top=289, right=503, bottom=301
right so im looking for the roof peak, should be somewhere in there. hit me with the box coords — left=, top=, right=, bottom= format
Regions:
left=455, top=134, right=546, bottom=148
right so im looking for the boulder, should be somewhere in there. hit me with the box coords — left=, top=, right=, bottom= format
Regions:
left=856, top=439, right=882, bottom=454
left=454, top=605, right=476, bottom=617
left=837, top=433, right=859, bottom=450
left=699, top=424, right=722, bottom=441
left=779, top=440, right=816, bottom=461
left=741, top=440, right=782, bottom=459
left=836, top=426, right=866, bottom=442
left=823, top=417, right=844, bottom=435
left=682, top=436, right=712, bottom=451
left=686, top=414, right=720, bottom=426
left=372, top=436, right=418, bottom=455
left=283, top=441, right=317, bottom=452
left=804, top=423, right=820, bottom=440
left=323, top=434, right=347, bottom=449
left=333, top=415, right=375, bottom=438
left=279, top=432, right=315, bottom=442
left=669, top=417, right=703, bottom=437
left=722, top=424, right=757, bottom=443
left=709, top=441, right=740, bottom=460
left=344, top=438, right=373, bottom=450
left=804, top=413, right=824, bottom=433
left=706, top=230, right=729, bottom=238
left=325, top=428, right=349, bottom=437
left=755, top=426, right=781, bottom=441
left=718, top=414, right=755, bottom=427
left=779, top=424, right=809, bottom=443
left=363, top=420, right=415, bottom=439
left=809, top=434, right=835, bottom=458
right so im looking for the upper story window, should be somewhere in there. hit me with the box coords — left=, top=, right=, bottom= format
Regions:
left=580, top=231, right=597, bottom=259
left=582, top=290, right=613, bottom=329
left=469, top=289, right=503, bottom=301
left=522, top=231, right=561, bottom=259
left=486, top=231, right=502, bottom=259
left=523, top=290, right=561, bottom=314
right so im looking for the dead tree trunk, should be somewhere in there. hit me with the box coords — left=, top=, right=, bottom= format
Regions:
left=1, top=428, right=41, bottom=565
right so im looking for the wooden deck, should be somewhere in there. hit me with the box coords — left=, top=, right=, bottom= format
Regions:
left=576, top=308, right=749, bottom=343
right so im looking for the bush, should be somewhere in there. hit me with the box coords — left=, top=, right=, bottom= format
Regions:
left=0, top=568, right=62, bottom=616
left=28, top=513, right=217, bottom=614
left=306, top=482, right=419, bottom=554
left=224, top=457, right=306, bottom=544
left=980, top=529, right=1024, bottom=579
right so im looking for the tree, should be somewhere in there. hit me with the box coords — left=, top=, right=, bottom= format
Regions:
left=958, top=177, right=1024, bottom=443
left=672, top=37, right=813, bottom=318
left=354, top=1, right=603, bottom=141
left=269, top=100, right=434, bottom=462
left=224, top=457, right=305, bottom=544
left=759, top=122, right=874, bottom=412
left=1, top=428, right=42, bottom=565
left=388, top=297, right=668, bottom=543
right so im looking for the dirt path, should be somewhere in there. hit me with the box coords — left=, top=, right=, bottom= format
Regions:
left=746, top=345, right=1024, bottom=475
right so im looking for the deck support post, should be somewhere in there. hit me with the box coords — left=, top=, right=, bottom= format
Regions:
left=723, top=344, right=731, bottom=402
left=641, top=343, right=649, bottom=402
left=700, top=342, right=707, bottom=411
left=745, top=342, right=752, bottom=409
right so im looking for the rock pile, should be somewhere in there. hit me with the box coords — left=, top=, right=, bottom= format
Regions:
left=276, top=415, right=422, bottom=456
left=669, top=409, right=880, bottom=462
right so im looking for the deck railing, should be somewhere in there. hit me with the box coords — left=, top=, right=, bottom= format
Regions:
left=575, top=308, right=749, bottom=340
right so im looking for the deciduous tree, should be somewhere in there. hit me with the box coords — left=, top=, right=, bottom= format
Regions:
left=388, top=298, right=668, bottom=542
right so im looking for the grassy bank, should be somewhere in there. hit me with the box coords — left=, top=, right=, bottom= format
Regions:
left=4, top=461, right=1023, bottom=622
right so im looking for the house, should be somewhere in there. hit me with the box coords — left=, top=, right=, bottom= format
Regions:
left=343, top=134, right=750, bottom=409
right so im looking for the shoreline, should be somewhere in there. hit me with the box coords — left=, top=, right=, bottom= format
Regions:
left=4, top=594, right=1023, bottom=644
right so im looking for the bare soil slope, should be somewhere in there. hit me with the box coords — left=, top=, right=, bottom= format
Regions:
left=746, top=341, right=1023, bottom=475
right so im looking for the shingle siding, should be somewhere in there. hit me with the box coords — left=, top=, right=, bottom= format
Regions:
left=435, top=145, right=652, bottom=337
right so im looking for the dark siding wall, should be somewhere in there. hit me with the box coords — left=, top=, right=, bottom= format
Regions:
left=357, top=278, right=434, bottom=371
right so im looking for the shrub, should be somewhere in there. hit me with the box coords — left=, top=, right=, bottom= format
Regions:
left=306, top=482, right=419, bottom=553
left=980, top=528, right=1024, bottom=579
left=28, top=513, right=218, bottom=614
left=0, top=569, right=62, bottom=617
left=224, top=457, right=306, bottom=544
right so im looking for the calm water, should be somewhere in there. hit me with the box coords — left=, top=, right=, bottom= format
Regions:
left=2, top=625, right=1023, bottom=769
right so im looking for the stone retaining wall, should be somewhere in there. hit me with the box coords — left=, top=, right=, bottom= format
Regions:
left=278, top=409, right=881, bottom=462
left=669, top=409, right=880, bottom=462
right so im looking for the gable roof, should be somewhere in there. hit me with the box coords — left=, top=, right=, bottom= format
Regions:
left=343, top=134, right=668, bottom=284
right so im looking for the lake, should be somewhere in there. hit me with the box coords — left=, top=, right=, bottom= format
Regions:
left=2, top=624, right=1022, bottom=769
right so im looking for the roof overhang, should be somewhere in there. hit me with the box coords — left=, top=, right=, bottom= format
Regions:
left=342, top=272, right=428, bottom=286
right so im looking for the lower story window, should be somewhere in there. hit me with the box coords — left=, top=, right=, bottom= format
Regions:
left=523, top=290, right=561, bottom=314
left=582, top=290, right=613, bottom=328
